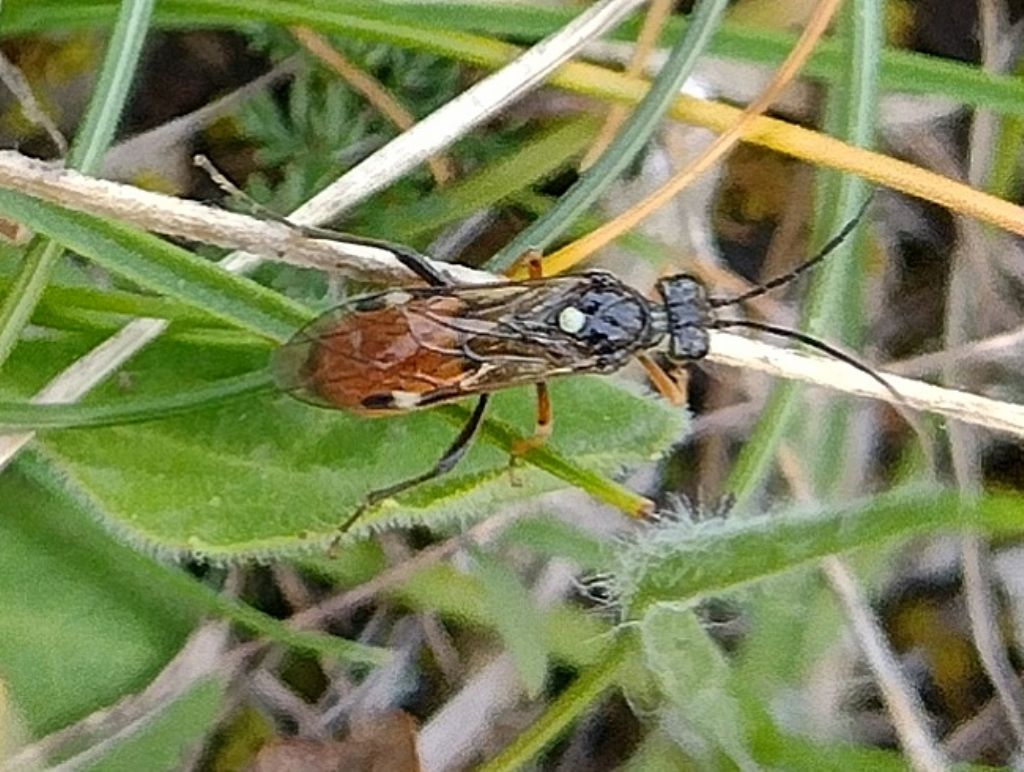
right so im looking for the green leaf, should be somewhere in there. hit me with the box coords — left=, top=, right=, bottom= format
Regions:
left=30, top=282, right=233, bottom=326
left=499, top=516, right=611, bottom=570
left=640, top=603, right=756, bottom=768
left=0, top=465, right=196, bottom=735
left=81, top=679, right=224, bottom=772
left=620, top=731, right=700, bottom=772
left=13, top=331, right=681, bottom=558
left=0, top=0, right=155, bottom=368
left=539, top=606, right=610, bottom=668
left=17, top=447, right=389, bottom=666
left=395, top=564, right=492, bottom=626
left=477, top=636, right=631, bottom=772
left=394, top=563, right=610, bottom=668
left=734, top=572, right=837, bottom=693
left=0, top=370, right=273, bottom=430
left=0, top=190, right=308, bottom=342
left=617, top=488, right=1024, bottom=617
left=470, top=549, right=549, bottom=697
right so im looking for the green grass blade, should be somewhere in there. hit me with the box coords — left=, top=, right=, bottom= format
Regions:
left=478, top=635, right=631, bottom=772
left=66, top=0, right=155, bottom=172
left=725, top=1, right=881, bottom=508
left=0, top=0, right=155, bottom=369
left=7, top=1, right=1024, bottom=119
left=618, top=488, right=1024, bottom=617
left=0, top=370, right=273, bottom=430
left=487, top=0, right=730, bottom=271
left=0, top=189, right=309, bottom=341
left=357, top=116, right=599, bottom=245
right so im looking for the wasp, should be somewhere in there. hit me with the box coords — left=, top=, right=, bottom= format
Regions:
left=270, top=200, right=881, bottom=527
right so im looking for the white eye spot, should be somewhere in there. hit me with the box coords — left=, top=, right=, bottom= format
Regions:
left=384, top=290, right=413, bottom=307
left=390, top=390, right=422, bottom=410
left=558, top=306, right=587, bottom=334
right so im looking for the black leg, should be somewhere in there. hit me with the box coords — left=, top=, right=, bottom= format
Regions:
left=194, top=154, right=450, bottom=287
left=335, top=395, right=491, bottom=536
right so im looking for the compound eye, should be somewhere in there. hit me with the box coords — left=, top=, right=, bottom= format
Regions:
left=557, top=305, right=587, bottom=334
left=669, top=327, right=710, bottom=361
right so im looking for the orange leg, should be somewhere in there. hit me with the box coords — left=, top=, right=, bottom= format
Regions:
left=638, top=354, right=687, bottom=406
left=526, top=253, right=544, bottom=280
left=511, top=382, right=553, bottom=458
left=506, top=248, right=545, bottom=280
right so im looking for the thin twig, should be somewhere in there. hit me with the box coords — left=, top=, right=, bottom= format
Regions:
left=0, top=150, right=1021, bottom=443
left=887, top=324, right=1024, bottom=377
left=291, top=0, right=648, bottom=224
left=535, top=0, right=843, bottom=276
left=0, top=149, right=488, bottom=285
left=822, top=557, right=949, bottom=772
left=288, top=513, right=516, bottom=630
left=706, top=332, right=1024, bottom=440
left=949, top=0, right=1024, bottom=751
left=0, top=50, right=67, bottom=155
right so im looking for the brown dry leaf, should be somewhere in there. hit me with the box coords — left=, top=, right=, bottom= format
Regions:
left=248, top=712, right=420, bottom=772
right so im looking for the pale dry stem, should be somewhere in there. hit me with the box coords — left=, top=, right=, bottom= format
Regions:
left=0, top=148, right=1022, bottom=443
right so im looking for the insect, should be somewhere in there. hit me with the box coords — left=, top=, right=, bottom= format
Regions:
left=271, top=198, right=884, bottom=529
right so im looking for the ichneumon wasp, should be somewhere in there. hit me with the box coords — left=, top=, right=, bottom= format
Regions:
left=267, top=196, right=887, bottom=531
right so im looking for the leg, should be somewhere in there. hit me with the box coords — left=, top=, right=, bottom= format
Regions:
left=637, top=354, right=687, bottom=406
left=511, top=383, right=552, bottom=457
left=526, top=253, right=544, bottom=280
left=336, top=395, right=491, bottom=536
left=505, top=248, right=544, bottom=280
left=194, top=154, right=450, bottom=288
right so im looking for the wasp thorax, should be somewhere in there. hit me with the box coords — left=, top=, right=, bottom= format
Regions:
left=554, top=283, right=651, bottom=356
left=557, top=305, right=587, bottom=334
left=656, top=274, right=712, bottom=361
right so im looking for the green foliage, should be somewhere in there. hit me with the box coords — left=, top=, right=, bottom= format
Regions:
left=0, top=467, right=197, bottom=735
left=470, top=549, right=549, bottom=695
left=31, top=368, right=681, bottom=556
left=8, top=0, right=1024, bottom=118
left=1, top=2, right=1021, bottom=770
left=82, top=679, right=225, bottom=772
left=640, top=604, right=757, bottom=767
left=0, top=190, right=308, bottom=342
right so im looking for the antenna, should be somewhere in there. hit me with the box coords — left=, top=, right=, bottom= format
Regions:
left=712, top=317, right=902, bottom=404
left=710, top=192, right=875, bottom=309
left=712, top=315, right=938, bottom=470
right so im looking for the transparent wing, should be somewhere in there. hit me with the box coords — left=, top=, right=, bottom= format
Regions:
left=271, top=277, right=616, bottom=414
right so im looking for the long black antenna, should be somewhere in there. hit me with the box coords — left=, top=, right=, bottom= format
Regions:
left=712, top=317, right=902, bottom=404
left=710, top=192, right=875, bottom=309
left=713, top=316, right=938, bottom=471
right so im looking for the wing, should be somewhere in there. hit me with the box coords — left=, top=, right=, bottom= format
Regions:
left=271, top=273, right=652, bottom=414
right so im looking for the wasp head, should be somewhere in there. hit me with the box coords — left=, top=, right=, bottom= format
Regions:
left=656, top=275, right=712, bottom=362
